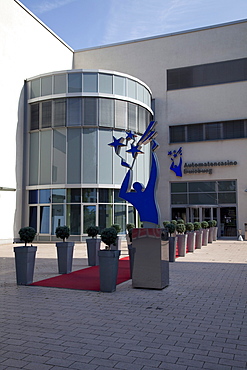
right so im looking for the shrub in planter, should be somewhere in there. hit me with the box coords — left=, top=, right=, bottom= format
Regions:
left=19, top=227, right=36, bottom=246
left=177, top=219, right=185, bottom=224
left=163, top=221, right=170, bottom=228
left=14, top=227, right=37, bottom=285
left=201, top=221, right=209, bottom=229
left=208, top=220, right=217, bottom=243
left=55, top=226, right=74, bottom=274
left=86, top=226, right=100, bottom=266
left=171, top=220, right=177, bottom=225
left=176, top=223, right=186, bottom=234
left=110, top=224, right=121, bottom=250
left=101, top=227, right=118, bottom=250
left=185, top=223, right=196, bottom=253
left=55, top=226, right=70, bottom=242
left=165, top=223, right=176, bottom=237
left=98, top=227, right=120, bottom=292
left=111, top=224, right=121, bottom=234
left=86, top=225, right=99, bottom=238
left=165, top=223, right=177, bottom=262
left=193, top=222, right=201, bottom=231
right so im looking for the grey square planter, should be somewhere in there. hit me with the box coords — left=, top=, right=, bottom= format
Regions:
left=202, top=229, right=209, bottom=246
left=14, top=246, right=37, bottom=285
left=132, top=228, right=169, bottom=290
left=98, top=250, right=121, bottom=292
left=177, top=234, right=188, bottom=257
left=56, top=242, right=74, bottom=274
left=195, top=230, right=203, bottom=249
left=86, top=238, right=101, bottom=266
left=187, top=232, right=196, bottom=252
left=168, top=236, right=177, bottom=262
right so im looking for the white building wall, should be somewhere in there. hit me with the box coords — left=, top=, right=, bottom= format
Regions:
left=74, top=20, right=247, bottom=232
left=0, top=0, right=73, bottom=243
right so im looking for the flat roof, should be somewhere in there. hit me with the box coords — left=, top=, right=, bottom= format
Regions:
left=75, top=18, right=247, bottom=52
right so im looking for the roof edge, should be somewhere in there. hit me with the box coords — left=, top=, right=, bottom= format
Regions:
left=15, top=0, right=74, bottom=52
left=74, top=18, right=247, bottom=53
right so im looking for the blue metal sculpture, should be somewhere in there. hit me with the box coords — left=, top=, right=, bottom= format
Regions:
left=108, top=121, right=160, bottom=228
left=168, top=147, right=183, bottom=177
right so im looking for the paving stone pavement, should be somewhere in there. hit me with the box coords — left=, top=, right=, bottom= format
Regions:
left=0, top=240, right=247, bottom=370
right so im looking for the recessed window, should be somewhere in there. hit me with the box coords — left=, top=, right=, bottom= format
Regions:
left=54, top=74, right=66, bottom=94
left=41, top=76, right=52, bottom=96
left=68, top=73, right=82, bottom=93
left=99, top=73, right=113, bottom=94
left=83, top=72, right=98, bottom=92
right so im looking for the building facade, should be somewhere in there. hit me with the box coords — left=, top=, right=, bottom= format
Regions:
left=1, top=0, right=246, bottom=243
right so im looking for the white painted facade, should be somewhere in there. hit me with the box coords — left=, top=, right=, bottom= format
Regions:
left=0, top=1, right=73, bottom=243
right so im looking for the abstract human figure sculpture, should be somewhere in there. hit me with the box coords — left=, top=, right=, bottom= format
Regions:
left=108, top=121, right=160, bottom=228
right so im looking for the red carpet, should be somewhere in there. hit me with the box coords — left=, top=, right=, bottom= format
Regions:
left=31, top=257, right=130, bottom=291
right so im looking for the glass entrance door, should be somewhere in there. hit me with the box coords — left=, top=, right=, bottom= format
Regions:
left=220, top=207, right=237, bottom=237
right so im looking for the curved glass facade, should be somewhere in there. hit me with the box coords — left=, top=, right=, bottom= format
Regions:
left=27, top=70, right=153, bottom=241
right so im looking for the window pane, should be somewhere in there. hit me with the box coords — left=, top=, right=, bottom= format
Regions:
left=29, top=132, right=39, bottom=185
left=171, top=183, right=187, bottom=192
left=52, top=189, right=66, bottom=203
left=114, top=75, right=125, bottom=95
left=99, top=98, right=114, bottom=127
left=114, top=205, right=126, bottom=233
left=223, top=120, right=244, bottom=139
left=114, top=189, right=124, bottom=203
left=170, top=126, right=185, bottom=143
left=128, top=79, right=136, bottom=99
left=54, top=74, right=66, bottom=94
left=137, top=84, right=144, bottom=103
left=138, top=106, right=146, bottom=134
left=31, top=79, right=40, bottom=98
left=39, top=189, right=51, bottom=203
left=128, top=206, right=136, bottom=226
left=98, top=129, right=112, bottom=184
left=99, top=189, right=113, bottom=203
left=128, top=102, right=137, bottom=131
left=67, top=204, right=81, bottom=235
left=29, top=206, right=37, bottom=231
left=83, top=128, right=97, bottom=183
left=218, top=181, right=236, bottom=191
left=189, top=193, right=217, bottom=205
left=115, top=100, right=127, bottom=129
left=29, top=190, right=38, bottom=204
left=40, top=130, right=51, bottom=185
left=83, top=205, right=96, bottom=233
left=189, top=182, right=215, bottom=192
left=30, top=103, right=39, bottom=130
left=83, top=98, right=98, bottom=125
left=40, top=206, right=50, bottom=234
left=67, top=188, right=81, bottom=203
left=41, top=76, right=52, bottom=96
left=83, top=73, right=98, bottom=92
left=99, top=204, right=113, bottom=229
left=218, top=193, right=236, bottom=203
left=54, top=99, right=66, bottom=127
left=41, top=101, right=52, bottom=128
left=205, top=122, right=221, bottom=140
left=68, top=73, right=82, bottom=93
left=187, top=124, right=203, bottom=142
left=67, top=98, right=82, bottom=126
left=82, top=188, right=97, bottom=202
left=99, top=73, right=113, bottom=94
left=171, top=194, right=187, bottom=204
left=53, top=129, right=66, bottom=184
left=52, top=204, right=65, bottom=234
left=67, top=128, right=81, bottom=184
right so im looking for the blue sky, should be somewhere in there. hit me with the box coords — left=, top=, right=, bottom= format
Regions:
left=20, top=0, right=247, bottom=50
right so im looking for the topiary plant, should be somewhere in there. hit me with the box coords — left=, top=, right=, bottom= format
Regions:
left=208, top=220, right=214, bottom=228
left=177, top=219, right=185, bottom=224
left=126, top=223, right=135, bottom=232
left=171, top=220, right=177, bottom=225
left=19, top=227, right=36, bottom=246
left=101, top=227, right=118, bottom=250
left=212, top=220, right=217, bottom=227
left=185, top=222, right=194, bottom=232
left=163, top=221, right=170, bottom=227
left=111, top=224, right=121, bottom=234
left=86, top=225, right=99, bottom=238
left=176, top=223, right=186, bottom=234
left=165, top=223, right=176, bottom=236
left=193, top=222, right=201, bottom=231
left=201, top=221, right=209, bottom=229
left=55, top=226, right=70, bottom=242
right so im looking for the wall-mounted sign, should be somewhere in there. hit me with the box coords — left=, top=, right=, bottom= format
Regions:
left=168, top=147, right=237, bottom=177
